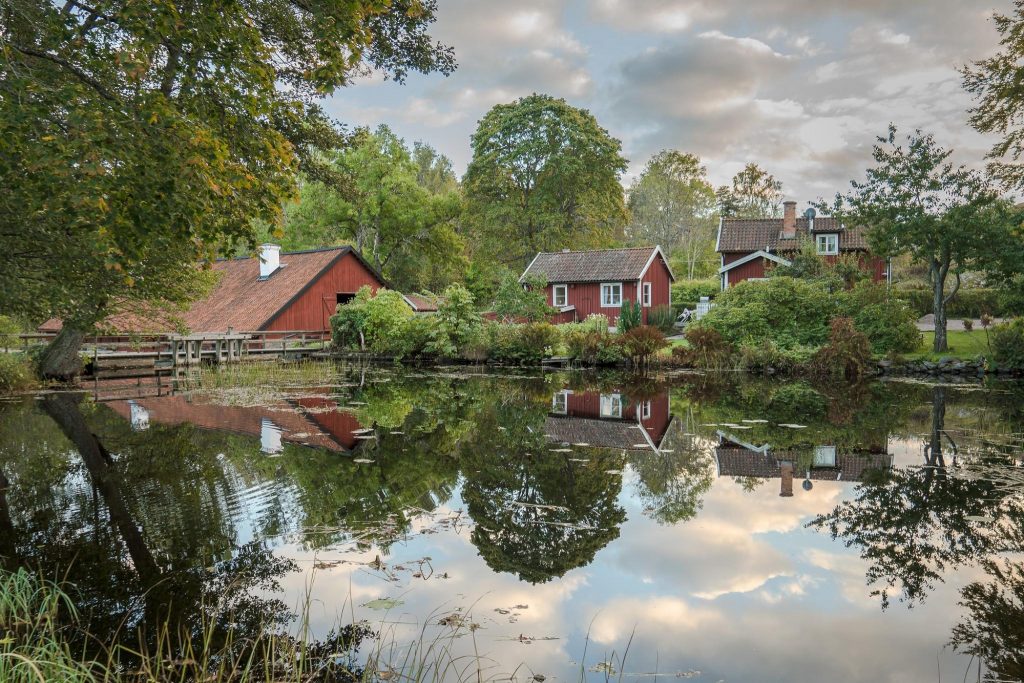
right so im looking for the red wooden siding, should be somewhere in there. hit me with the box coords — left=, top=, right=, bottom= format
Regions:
left=563, top=390, right=670, bottom=445
left=639, top=253, right=672, bottom=324
left=541, top=254, right=673, bottom=327
left=722, top=256, right=768, bottom=287
left=266, top=252, right=384, bottom=332
left=722, top=252, right=887, bottom=288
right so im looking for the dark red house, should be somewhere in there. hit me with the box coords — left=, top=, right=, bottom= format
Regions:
left=519, top=246, right=674, bottom=327
left=545, top=388, right=672, bottom=451
left=40, top=244, right=387, bottom=335
left=716, top=201, right=888, bottom=289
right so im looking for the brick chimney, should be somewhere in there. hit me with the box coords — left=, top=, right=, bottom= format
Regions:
left=779, top=461, right=794, bottom=497
left=782, top=201, right=797, bottom=239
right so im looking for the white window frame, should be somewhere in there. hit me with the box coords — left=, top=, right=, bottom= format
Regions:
left=551, top=390, right=569, bottom=415
left=816, top=233, right=839, bottom=256
left=600, top=282, right=622, bottom=308
left=642, top=282, right=652, bottom=307
left=641, top=400, right=651, bottom=420
left=600, top=394, right=623, bottom=419
left=814, top=445, right=837, bottom=467
left=552, top=284, right=568, bottom=308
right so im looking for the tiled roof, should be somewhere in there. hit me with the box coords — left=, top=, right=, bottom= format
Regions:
left=717, top=217, right=870, bottom=253
left=714, top=446, right=892, bottom=482
left=404, top=293, right=441, bottom=312
left=521, top=247, right=665, bottom=283
left=545, top=415, right=660, bottom=451
left=40, top=246, right=381, bottom=334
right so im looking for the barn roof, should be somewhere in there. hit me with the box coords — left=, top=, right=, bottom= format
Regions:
left=716, top=217, right=870, bottom=253
left=39, top=246, right=386, bottom=334
left=520, top=246, right=673, bottom=284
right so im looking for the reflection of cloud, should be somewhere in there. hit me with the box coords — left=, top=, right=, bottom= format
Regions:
left=588, top=596, right=724, bottom=644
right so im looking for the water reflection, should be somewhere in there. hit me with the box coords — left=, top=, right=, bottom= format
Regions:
left=0, top=369, right=1022, bottom=681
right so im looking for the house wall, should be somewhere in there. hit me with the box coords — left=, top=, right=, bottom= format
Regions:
left=564, top=391, right=671, bottom=445
left=639, top=255, right=672, bottom=324
left=722, top=251, right=887, bottom=287
left=265, top=252, right=384, bottom=332
left=544, top=280, right=642, bottom=327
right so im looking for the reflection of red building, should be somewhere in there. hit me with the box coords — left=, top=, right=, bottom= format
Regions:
left=713, top=431, right=892, bottom=497
left=106, top=392, right=365, bottom=453
left=545, top=389, right=672, bottom=451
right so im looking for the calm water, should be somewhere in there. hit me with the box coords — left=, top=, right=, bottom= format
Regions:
left=1, top=366, right=1023, bottom=682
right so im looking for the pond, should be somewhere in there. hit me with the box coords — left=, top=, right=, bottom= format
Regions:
left=1, top=365, right=1023, bottom=682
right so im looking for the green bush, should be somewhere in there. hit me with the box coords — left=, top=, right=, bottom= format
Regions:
left=425, top=284, right=481, bottom=357
left=838, top=283, right=921, bottom=354
left=676, top=326, right=734, bottom=369
left=492, top=272, right=553, bottom=322
left=330, top=286, right=415, bottom=356
left=562, top=321, right=622, bottom=365
left=672, top=278, right=719, bottom=310
left=0, top=315, right=20, bottom=349
left=0, top=354, right=37, bottom=393
left=647, top=304, right=676, bottom=334
left=618, top=326, right=668, bottom=370
left=893, top=287, right=1010, bottom=318
left=738, top=340, right=816, bottom=374
left=811, top=317, right=873, bottom=380
left=618, top=300, right=642, bottom=332
left=990, top=318, right=1024, bottom=370
left=485, top=322, right=561, bottom=363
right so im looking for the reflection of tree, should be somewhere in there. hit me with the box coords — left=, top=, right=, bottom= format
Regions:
left=809, top=385, right=1024, bottom=608
left=628, top=419, right=714, bottom=524
left=950, top=559, right=1024, bottom=682
left=461, top=395, right=626, bottom=583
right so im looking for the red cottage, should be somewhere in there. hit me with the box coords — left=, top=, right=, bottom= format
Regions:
left=39, top=245, right=387, bottom=335
left=545, top=388, right=673, bottom=452
left=715, top=201, right=889, bottom=290
left=519, top=246, right=674, bottom=328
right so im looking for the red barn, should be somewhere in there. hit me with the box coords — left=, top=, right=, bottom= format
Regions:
left=39, top=245, right=387, bottom=335
left=716, top=201, right=889, bottom=289
left=519, top=246, right=674, bottom=328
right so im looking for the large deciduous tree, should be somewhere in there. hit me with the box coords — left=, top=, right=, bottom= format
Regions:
left=281, top=125, right=465, bottom=292
left=716, top=163, right=784, bottom=218
left=463, top=94, right=628, bottom=269
left=626, top=150, right=718, bottom=279
left=826, top=126, right=1016, bottom=353
left=0, top=0, right=454, bottom=378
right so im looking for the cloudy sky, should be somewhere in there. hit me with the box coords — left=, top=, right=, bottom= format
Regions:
left=324, top=0, right=1009, bottom=204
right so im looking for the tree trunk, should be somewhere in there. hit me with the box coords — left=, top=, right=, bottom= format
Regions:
left=38, top=326, right=86, bottom=380
left=0, top=470, right=18, bottom=570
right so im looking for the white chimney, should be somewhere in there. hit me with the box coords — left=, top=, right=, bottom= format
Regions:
left=259, top=244, right=280, bottom=279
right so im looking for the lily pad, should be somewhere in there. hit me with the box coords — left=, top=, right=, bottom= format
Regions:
left=362, top=598, right=404, bottom=610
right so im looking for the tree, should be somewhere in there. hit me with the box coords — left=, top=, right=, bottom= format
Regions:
left=716, top=163, right=784, bottom=218
left=626, top=151, right=718, bottom=279
left=824, top=126, right=1016, bottom=352
left=283, top=126, right=465, bottom=291
left=413, top=141, right=459, bottom=195
left=0, top=0, right=455, bottom=378
left=463, top=94, right=628, bottom=268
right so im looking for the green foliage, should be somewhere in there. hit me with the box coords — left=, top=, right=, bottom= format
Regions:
left=894, top=287, right=1019, bottom=318
left=492, top=273, right=553, bottom=323
left=329, top=287, right=414, bottom=356
left=839, top=283, right=922, bottom=354
left=738, top=340, right=816, bottom=374
left=562, top=324, right=623, bottom=365
left=464, top=94, right=628, bottom=267
left=486, top=322, right=561, bottom=363
left=1, top=0, right=454, bottom=371
left=0, top=354, right=37, bottom=394
left=716, top=163, right=783, bottom=218
left=626, top=150, right=718, bottom=279
left=672, top=278, right=719, bottom=310
left=647, top=305, right=677, bottom=334
left=618, top=300, right=642, bottom=332
left=811, top=317, right=873, bottom=380
left=770, top=239, right=870, bottom=290
left=0, top=315, right=21, bottom=348
left=677, top=326, right=734, bottom=369
left=425, top=284, right=480, bottom=357
left=991, top=318, right=1024, bottom=370
left=618, top=326, right=668, bottom=370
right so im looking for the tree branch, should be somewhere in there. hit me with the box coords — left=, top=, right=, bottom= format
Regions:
left=11, top=45, right=116, bottom=101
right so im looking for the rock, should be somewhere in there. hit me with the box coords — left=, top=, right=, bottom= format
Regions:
left=922, top=361, right=937, bottom=371
left=877, top=359, right=893, bottom=369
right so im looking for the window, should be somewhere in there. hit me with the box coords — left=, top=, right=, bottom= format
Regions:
left=600, top=394, right=623, bottom=419
left=641, top=400, right=651, bottom=420
left=814, top=445, right=837, bottom=467
left=642, top=282, right=652, bottom=307
left=551, top=390, right=568, bottom=414
left=816, top=233, right=839, bottom=255
left=553, top=284, right=568, bottom=308
left=337, top=292, right=356, bottom=306
left=601, top=283, right=622, bottom=307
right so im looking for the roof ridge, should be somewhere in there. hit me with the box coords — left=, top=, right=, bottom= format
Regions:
left=215, top=245, right=351, bottom=262
left=535, top=245, right=656, bottom=255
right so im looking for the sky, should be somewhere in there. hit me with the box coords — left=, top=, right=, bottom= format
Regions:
left=324, top=0, right=1011, bottom=205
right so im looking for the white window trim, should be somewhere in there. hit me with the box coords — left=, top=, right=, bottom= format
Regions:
left=814, top=445, right=837, bottom=467
left=600, top=394, right=623, bottom=419
left=552, top=284, right=568, bottom=308
left=641, top=401, right=651, bottom=420
left=642, top=282, right=652, bottom=307
left=816, top=233, right=839, bottom=256
left=600, top=282, right=622, bottom=308
left=551, top=390, right=569, bottom=415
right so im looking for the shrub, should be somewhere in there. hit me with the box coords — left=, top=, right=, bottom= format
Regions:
left=330, top=286, right=414, bottom=356
left=618, top=326, right=668, bottom=370
left=563, top=323, right=622, bottom=365
left=811, top=317, right=873, bottom=380
left=990, top=318, right=1024, bottom=370
left=678, top=325, right=734, bottom=369
left=426, top=284, right=481, bottom=357
left=962, top=318, right=974, bottom=332
left=0, top=315, right=20, bottom=349
left=893, top=287, right=1009, bottom=318
left=671, top=278, right=719, bottom=310
left=581, top=313, right=610, bottom=334
left=838, top=283, right=921, bottom=354
left=486, top=322, right=561, bottom=363
left=0, top=354, right=37, bottom=393
left=738, top=340, right=816, bottom=374
left=647, top=304, right=676, bottom=334
left=618, top=300, right=642, bottom=332
left=492, top=272, right=553, bottom=322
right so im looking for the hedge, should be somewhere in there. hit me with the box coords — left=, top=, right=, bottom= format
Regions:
left=893, top=287, right=1024, bottom=318
left=672, top=278, right=719, bottom=311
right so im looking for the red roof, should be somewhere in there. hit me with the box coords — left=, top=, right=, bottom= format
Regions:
left=716, top=217, right=870, bottom=253
left=403, top=293, right=441, bottom=312
left=40, top=246, right=386, bottom=334
left=520, top=246, right=673, bottom=283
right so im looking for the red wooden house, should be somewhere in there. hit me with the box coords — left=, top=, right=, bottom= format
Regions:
left=715, top=201, right=888, bottom=289
left=39, top=244, right=387, bottom=335
left=545, top=388, right=672, bottom=452
left=519, top=246, right=674, bottom=327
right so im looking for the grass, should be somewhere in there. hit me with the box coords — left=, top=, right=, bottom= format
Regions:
left=903, top=329, right=992, bottom=361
